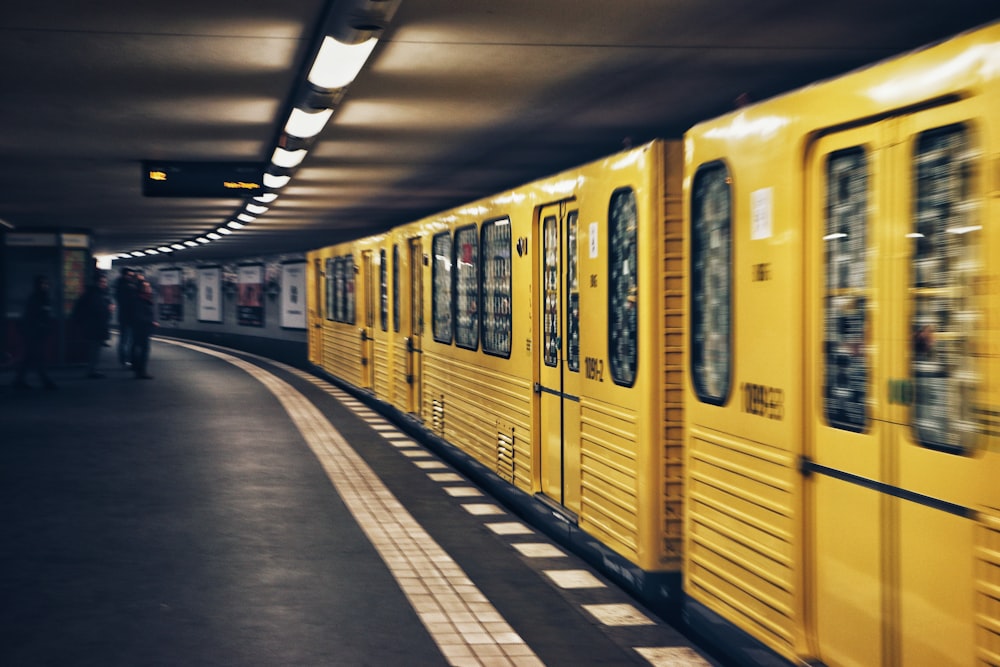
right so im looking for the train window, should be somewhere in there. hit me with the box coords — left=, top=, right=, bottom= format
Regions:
left=482, top=217, right=512, bottom=357
left=454, top=225, right=480, bottom=350
left=566, top=210, right=580, bottom=373
left=823, top=147, right=870, bottom=432
left=432, top=231, right=453, bottom=343
left=333, top=257, right=346, bottom=322
left=345, top=255, right=356, bottom=325
left=609, top=188, right=638, bottom=387
left=690, top=163, right=732, bottom=405
left=910, top=123, right=980, bottom=453
left=543, top=214, right=559, bottom=367
left=325, top=257, right=335, bottom=321
left=392, top=244, right=400, bottom=333
left=380, top=248, right=388, bottom=332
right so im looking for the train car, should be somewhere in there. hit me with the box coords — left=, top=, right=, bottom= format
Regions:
left=683, top=21, right=1000, bottom=666
left=307, top=234, right=386, bottom=391
left=308, top=140, right=686, bottom=594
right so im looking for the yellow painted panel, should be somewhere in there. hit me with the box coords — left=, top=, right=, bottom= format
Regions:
left=898, top=503, right=976, bottom=667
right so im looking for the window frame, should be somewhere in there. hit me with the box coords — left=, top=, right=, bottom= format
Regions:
left=689, top=161, right=733, bottom=406
left=481, top=216, right=513, bottom=358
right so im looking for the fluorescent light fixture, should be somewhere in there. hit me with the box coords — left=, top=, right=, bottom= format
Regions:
left=184, top=241, right=199, bottom=247
left=217, top=227, right=233, bottom=235
left=131, top=251, right=146, bottom=257
left=171, top=244, right=185, bottom=250
left=227, top=221, right=245, bottom=229
left=822, top=233, right=848, bottom=241
left=254, top=193, right=278, bottom=204
left=196, top=237, right=210, bottom=244
left=307, top=36, right=378, bottom=90
left=263, top=173, right=290, bottom=188
left=237, top=213, right=257, bottom=223
left=271, top=147, right=307, bottom=169
left=285, top=107, right=334, bottom=138
left=145, top=249, right=160, bottom=255
left=157, top=246, right=173, bottom=253
left=245, top=203, right=269, bottom=215
left=206, top=233, right=221, bottom=240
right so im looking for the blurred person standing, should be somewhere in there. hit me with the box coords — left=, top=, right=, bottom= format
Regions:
left=12, top=275, right=57, bottom=390
left=131, top=279, right=158, bottom=379
left=73, top=273, right=113, bottom=378
left=115, top=267, right=136, bottom=367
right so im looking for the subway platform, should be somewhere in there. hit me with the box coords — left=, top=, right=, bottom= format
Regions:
left=0, top=336, right=720, bottom=667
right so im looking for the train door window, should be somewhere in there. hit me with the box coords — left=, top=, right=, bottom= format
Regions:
left=345, top=255, right=357, bottom=325
left=333, top=257, right=345, bottom=322
left=325, top=257, right=335, bottom=321
left=482, top=217, right=512, bottom=357
left=609, top=188, right=638, bottom=387
left=454, top=225, right=480, bottom=350
left=542, top=213, right=559, bottom=367
left=392, top=244, right=400, bottom=333
left=823, top=147, right=871, bottom=432
left=566, top=210, right=580, bottom=373
left=380, top=248, right=388, bottom=332
left=432, top=231, right=453, bottom=343
left=910, top=123, right=980, bottom=453
left=690, top=162, right=732, bottom=404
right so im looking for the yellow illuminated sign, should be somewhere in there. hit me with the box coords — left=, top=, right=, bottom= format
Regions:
left=142, top=161, right=264, bottom=197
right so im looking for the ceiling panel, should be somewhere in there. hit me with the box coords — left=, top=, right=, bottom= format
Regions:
left=0, top=1, right=994, bottom=261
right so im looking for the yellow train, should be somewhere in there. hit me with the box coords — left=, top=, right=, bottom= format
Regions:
left=307, top=21, right=1000, bottom=666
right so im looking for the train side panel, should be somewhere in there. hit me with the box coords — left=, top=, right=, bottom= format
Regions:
left=419, top=201, right=535, bottom=492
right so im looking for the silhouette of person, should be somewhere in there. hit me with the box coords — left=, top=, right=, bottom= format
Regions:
left=73, top=273, right=112, bottom=378
left=12, top=275, right=57, bottom=390
left=131, top=280, right=158, bottom=379
left=115, top=267, right=137, bottom=366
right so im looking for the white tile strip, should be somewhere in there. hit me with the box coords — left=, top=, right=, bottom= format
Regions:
left=165, top=341, right=541, bottom=667
left=414, top=461, right=448, bottom=470
left=543, top=569, right=607, bottom=590
left=511, top=543, right=565, bottom=559
left=462, top=504, right=506, bottom=516
left=444, top=487, right=482, bottom=498
left=582, top=603, right=655, bottom=626
left=485, top=522, right=534, bottom=536
left=429, top=473, right=465, bottom=483
left=634, top=647, right=712, bottom=666
left=402, top=449, right=433, bottom=458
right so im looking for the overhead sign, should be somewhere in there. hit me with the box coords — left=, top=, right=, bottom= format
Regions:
left=142, top=161, right=265, bottom=197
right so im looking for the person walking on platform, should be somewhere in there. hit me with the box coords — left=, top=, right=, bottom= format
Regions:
left=115, top=267, right=136, bottom=367
left=130, top=279, right=158, bottom=379
left=73, top=273, right=112, bottom=378
left=12, top=275, right=57, bottom=390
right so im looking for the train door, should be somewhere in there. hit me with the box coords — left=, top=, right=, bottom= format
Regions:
left=361, top=250, right=376, bottom=390
left=805, top=101, right=986, bottom=666
left=309, top=256, right=324, bottom=365
left=407, top=237, right=424, bottom=417
left=887, top=106, right=985, bottom=667
left=805, top=124, right=890, bottom=666
left=535, top=202, right=581, bottom=515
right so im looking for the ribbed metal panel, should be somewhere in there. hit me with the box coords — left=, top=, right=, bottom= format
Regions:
left=687, top=431, right=796, bottom=654
left=976, top=511, right=1000, bottom=666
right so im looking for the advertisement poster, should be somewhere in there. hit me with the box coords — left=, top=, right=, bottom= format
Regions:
left=281, top=261, right=307, bottom=329
left=158, top=268, right=183, bottom=321
left=237, top=263, right=264, bottom=327
left=197, top=266, right=222, bottom=323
